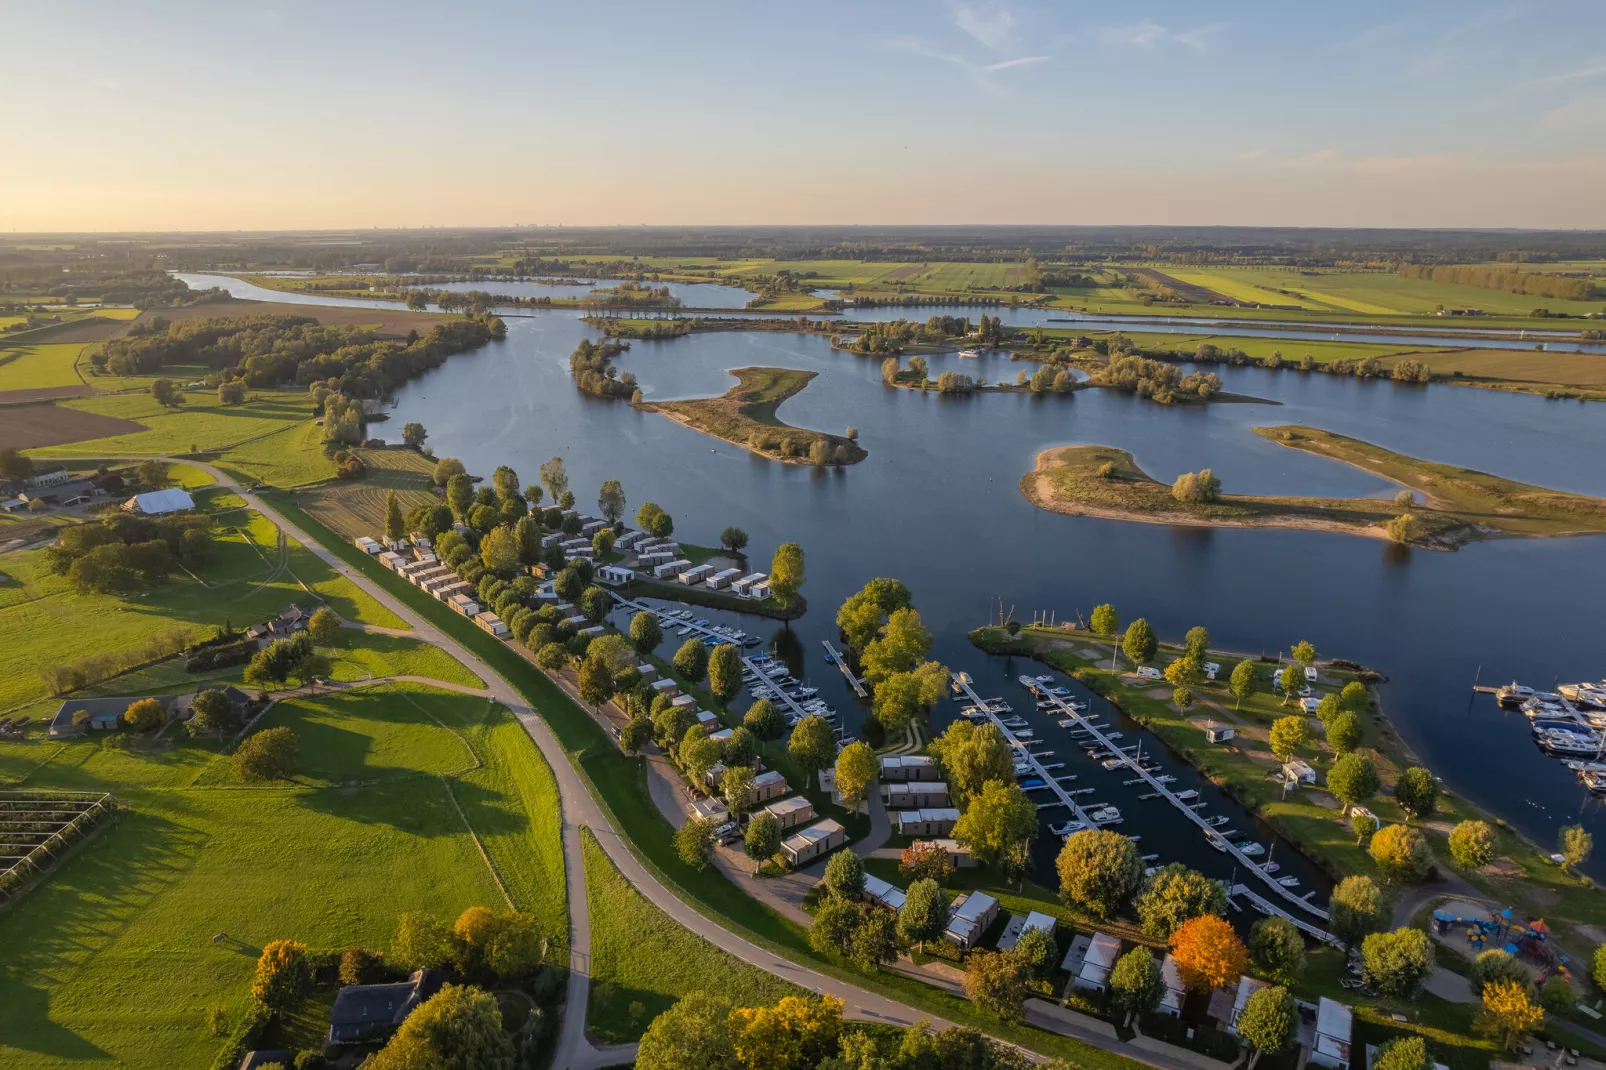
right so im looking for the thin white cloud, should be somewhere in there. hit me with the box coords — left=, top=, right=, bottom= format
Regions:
left=885, top=35, right=1049, bottom=95
left=952, top=4, right=1015, bottom=50
left=1097, top=19, right=1225, bottom=52
left=1238, top=148, right=1265, bottom=160
left=1526, top=59, right=1606, bottom=87
left=1539, top=92, right=1606, bottom=133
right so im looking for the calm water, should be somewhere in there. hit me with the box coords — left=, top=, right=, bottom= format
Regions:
left=182, top=273, right=1606, bottom=887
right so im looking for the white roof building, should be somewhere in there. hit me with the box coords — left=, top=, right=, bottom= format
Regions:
left=862, top=874, right=906, bottom=912
left=1075, top=931, right=1122, bottom=991
left=1158, top=953, right=1186, bottom=1016
left=122, top=488, right=194, bottom=515
left=1309, top=997, right=1353, bottom=1069
left=1227, top=975, right=1267, bottom=1035
left=996, top=911, right=1057, bottom=952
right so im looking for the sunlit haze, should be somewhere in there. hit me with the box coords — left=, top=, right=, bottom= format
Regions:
left=4, top=0, right=1606, bottom=231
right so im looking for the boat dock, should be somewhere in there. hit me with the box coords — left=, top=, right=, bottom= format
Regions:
left=1019, top=676, right=1332, bottom=930
left=953, top=678, right=1102, bottom=836
left=1229, top=884, right=1335, bottom=944
left=821, top=640, right=868, bottom=698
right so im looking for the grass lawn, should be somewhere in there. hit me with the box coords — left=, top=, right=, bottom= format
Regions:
left=0, top=681, right=537, bottom=1070
left=0, top=343, right=89, bottom=391
left=0, top=508, right=404, bottom=713
left=581, top=827, right=798, bottom=1042
left=322, top=630, right=483, bottom=689
left=32, top=391, right=336, bottom=488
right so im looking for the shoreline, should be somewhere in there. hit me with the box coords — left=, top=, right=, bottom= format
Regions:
left=635, top=366, right=867, bottom=467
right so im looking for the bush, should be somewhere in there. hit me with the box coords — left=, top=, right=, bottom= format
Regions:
left=340, top=946, right=386, bottom=986
left=234, top=726, right=299, bottom=781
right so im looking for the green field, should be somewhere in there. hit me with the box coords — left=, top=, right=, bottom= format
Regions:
left=1156, top=266, right=1606, bottom=318
left=0, top=508, right=404, bottom=713
left=0, top=344, right=90, bottom=391
left=0, top=680, right=562, bottom=1070
left=33, top=391, right=337, bottom=488
left=581, top=827, right=798, bottom=1042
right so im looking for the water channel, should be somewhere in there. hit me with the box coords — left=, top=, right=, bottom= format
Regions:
left=179, top=272, right=1606, bottom=893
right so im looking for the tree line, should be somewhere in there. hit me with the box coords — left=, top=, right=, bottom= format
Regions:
left=1399, top=263, right=1599, bottom=302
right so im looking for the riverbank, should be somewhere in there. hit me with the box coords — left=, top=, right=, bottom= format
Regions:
left=1022, top=432, right=1606, bottom=549
left=635, top=366, right=867, bottom=466
left=623, top=577, right=806, bottom=621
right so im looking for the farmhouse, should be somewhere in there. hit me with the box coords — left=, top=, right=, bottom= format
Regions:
left=327, top=969, right=446, bottom=1045
left=121, top=488, right=195, bottom=515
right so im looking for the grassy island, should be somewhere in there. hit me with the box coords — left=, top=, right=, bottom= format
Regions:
left=635, top=366, right=867, bottom=466
left=1023, top=428, right=1606, bottom=548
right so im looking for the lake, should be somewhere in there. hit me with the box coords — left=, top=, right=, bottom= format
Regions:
left=180, top=273, right=1606, bottom=891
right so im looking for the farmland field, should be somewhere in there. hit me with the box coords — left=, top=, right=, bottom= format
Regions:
left=1159, top=267, right=1606, bottom=318
left=0, top=681, right=560, bottom=1070
left=299, top=447, right=439, bottom=540
left=0, top=343, right=90, bottom=392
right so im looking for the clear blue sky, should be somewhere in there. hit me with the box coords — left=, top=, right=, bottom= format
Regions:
left=3, top=0, right=1604, bottom=230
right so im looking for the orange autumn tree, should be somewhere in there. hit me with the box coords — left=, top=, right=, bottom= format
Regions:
left=1478, top=979, right=1544, bottom=1052
left=1171, top=914, right=1250, bottom=992
left=729, top=994, right=843, bottom=1070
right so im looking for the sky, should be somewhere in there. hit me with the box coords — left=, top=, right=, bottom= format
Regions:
left=3, top=0, right=1605, bottom=231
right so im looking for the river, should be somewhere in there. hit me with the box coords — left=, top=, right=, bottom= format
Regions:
left=178, top=272, right=1606, bottom=895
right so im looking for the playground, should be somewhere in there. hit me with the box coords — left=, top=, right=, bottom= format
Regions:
left=1432, top=898, right=1578, bottom=989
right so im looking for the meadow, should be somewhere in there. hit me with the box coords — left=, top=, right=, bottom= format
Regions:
left=298, top=447, right=439, bottom=541
left=0, top=680, right=562, bottom=1070
left=0, top=506, right=403, bottom=714
left=0, top=343, right=91, bottom=392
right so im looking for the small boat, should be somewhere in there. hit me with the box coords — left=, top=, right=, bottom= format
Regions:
left=1018, top=675, right=1041, bottom=692
left=1155, top=775, right=1177, bottom=784
left=792, top=687, right=819, bottom=699
left=743, top=636, right=763, bottom=647
left=958, top=348, right=981, bottom=358
left=1495, top=682, right=1537, bottom=707
left=1236, top=842, right=1266, bottom=856
left=1207, top=834, right=1228, bottom=852
left=1090, top=807, right=1123, bottom=824
left=1260, top=861, right=1281, bottom=874
left=1101, top=758, right=1125, bottom=770
left=1141, top=853, right=1159, bottom=862
left=1206, top=815, right=1230, bottom=827
left=1174, top=789, right=1199, bottom=801
left=822, top=651, right=835, bottom=664
left=1051, top=820, right=1085, bottom=837
left=1250, top=900, right=1274, bottom=916
left=1277, top=876, right=1301, bottom=888
left=1020, top=778, right=1047, bottom=789
left=1012, top=729, right=1036, bottom=740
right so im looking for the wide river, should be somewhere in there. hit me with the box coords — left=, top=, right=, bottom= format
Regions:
left=183, top=273, right=1606, bottom=896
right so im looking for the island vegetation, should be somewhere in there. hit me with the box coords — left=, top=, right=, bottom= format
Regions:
left=1022, top=429, right=1606, bottom=548
left=636, top=366, right=867, bottom=466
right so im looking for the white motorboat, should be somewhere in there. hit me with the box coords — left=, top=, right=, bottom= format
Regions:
left=1101, top=758, right=1124, bottom=770
left=1236, top=842, right=1266, bottom=856
left=1277, top=876, right=1301, bottom=888
left=1174, top=789, right=1199, bottom=801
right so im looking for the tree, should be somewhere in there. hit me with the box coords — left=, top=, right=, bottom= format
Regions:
left=1362, top=927, right=1435, bottom=998
left=1449, top=820, right=1496, bottom=869
left=365, top=983, right=515, bottom=1070
left=720, top=526, right=749, bottom=553
left=708, top=643, right=743, bottom=703
left=676, top=817, right=716, bottom=870
left=743, top=698, right=785, bottom=740
left=1165, top=655, right=1201, bottom=690
left=680, top=731, right=722, bottom=788
left=1057, top=828, right=1143, bottom=919
left=628, top=610, right=662, bottom=654
left=900, top=840, right=954, bottom=885
left=0, top=447, right=33, bottom=482
left=1478, top=979, right=1543, bottom=1052
left=392, top=911, right=454, bottom=970
left=250, top=939, right=311, bottom=1015
left=1373, top=1037, right=1431, bottom=1070
left=1370, top=824, right=1431, bottom=883
left=478, top=526, right=517, bottom=573
left=234, top=726, right=298, bottom=781
left=1352, top=811, right=1379, bottom=845
left=722, top=763, right=756, bottom=819
left=953, top=779, right=1036, bottom=878
left=1278, top=666, right=1301, bottom=705
left=898, top=878, right=948, bottom=949
left=620, top=715, right=653, bottom=755
left=963, top=950, right=1027, bottom=1022
left=745, top=812, right=781, bottom=863
left=834, top=742, right=878, bottom=812
left=788, top=715, right=836, bottom=781
left=810, top=898, right=862, bottom=957
left=1327, top=710, right=1362, bottom=755
left=189, top=688, right=240, bottom=735
left=579, top=585, right=611, bottom=623
left=384, top=490, right=407, bottom=543
left=577, top=657, right=614, bottom=707
left=340, top=945, right=385, bottom=986
left=137, top=459, right=170, bottom=488
left=1341, top=681, right=1370, bottom=710
left=1229, top=660, right=1257, bottom=709
left=1327, top=753, right=1379, bottom=814
left=401, top=421, right=427, bottom=449
left=539, top=456, right=568, bottom=503
left=1089, top=603, right=1119, bottom=638
left=535, top=642, right=567, bottom=671
left=1184, top=625, right=1210, bottom=658
left=1328, top=876, right=1385, bottom=952
left=635, top=992, right=736, bottom=1070
left=673, top=638, right=709, bottom=682
left=1170, top=914, right=1249, bottom=993
left=729, top=994, right=843, bottom=1070
left=1109, top=947, right=1165, bottom=1025
left=823, top=850, right=866, bottom=900
left=1291, top=640, right=1317, bottom=668
left=1237, top=985, right=1296, bottom=1068
left=150, top=377, right=185, bottom=408
left=123, top=697, right=165, bottom=732
left=1541, top=976, right=1577, bottom=1014
left=861, top=607, right=932, bottom=684
left=1560, top=824, right=1593, bottom=870
left=769, top=542, right=805, bottom=611
left=1470, top=949, right=1531, bottom=998
left=1596, top=944, right=1606, bottom=992
left=1122, top=618, right=1157, bottom=665
left=1395, top=767, right=1438, bottom=820
left=554, top=566, right=584, bottom=602
left=1135, top=863, right=1227, bottom=940
left=447, top=473, right=475, bottom=519
left=636, top=501, right=673, bottom=539
left=432, top=456, right=465, bottom=486
left=872, top=671, right=923, bottom=733
left=1269, top=716, right=1308, bottom=762
left=850, top=909, right=899, bottom=971
left=1249, top=917, right=1306, bottom=985
left=929, top=720, right=1013, bottom=809
left=307, top=605, right=340, bottom=645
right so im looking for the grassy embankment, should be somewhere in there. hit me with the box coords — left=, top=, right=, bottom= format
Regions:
left=263, top=495, right=1152, bottom=1070
left=969, top=623, right=1606, bottom=1063
left=635, top=366, right=867, bottom=466
left=1023, top=428, right=1606, bottom=549
left=0, top=662, right=564, bottom=1070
